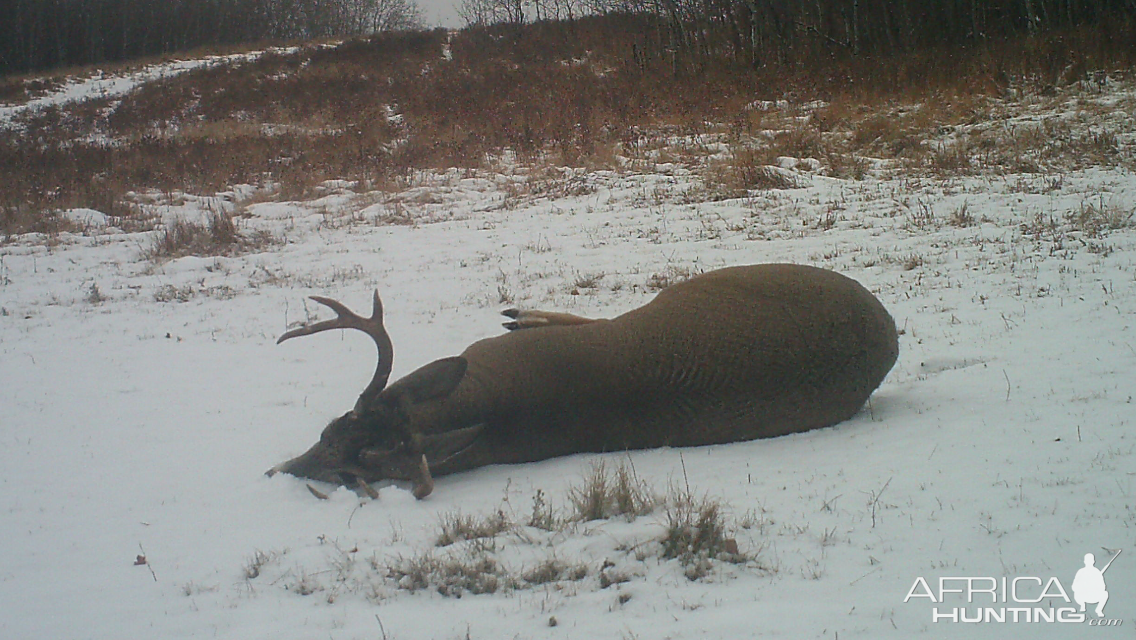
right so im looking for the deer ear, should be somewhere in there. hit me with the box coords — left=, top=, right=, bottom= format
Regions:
left=383, top=356, right=468, bottom=404
left=423, top=423, right=485, bottom=466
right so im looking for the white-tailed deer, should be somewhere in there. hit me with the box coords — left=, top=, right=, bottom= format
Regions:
left=267, top=264, right=899, bottom=498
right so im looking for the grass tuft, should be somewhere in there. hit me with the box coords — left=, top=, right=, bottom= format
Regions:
left=662, top=492, right=727, bottom=560
left=568, top=461, right=659, bottom=522
left=521, top=557, right=589, bottom=585
left=435, top=509, right=512, bottom=547
left=144, top=208, right=274, bottom=261
left=1067, top=200, right=1134, bottom=237
left=527, top=489, right=560, bottom=531
left=387, top=551, right=515, bottom=597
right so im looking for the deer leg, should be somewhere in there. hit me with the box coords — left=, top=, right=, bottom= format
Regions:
left=501, top=309, right=599, bottom=331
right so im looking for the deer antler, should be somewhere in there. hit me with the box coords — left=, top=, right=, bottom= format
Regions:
left=278, top=291, right=394, bottom=412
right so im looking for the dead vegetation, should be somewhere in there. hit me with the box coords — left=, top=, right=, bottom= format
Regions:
left=644, top=264, right=700, bottom=291
left=568, top=460, right=659, bottom=521
left=143, top=208, right=276, bottom=261
left=703, top=147, right=804, bottom=198
left=386, top=551, right=513, bottom=596
left=1068, top=199, right=1135, bottom=237
left=3, top=15, right=1135, bottom=237
left=366, top=461, right=759, bottom=598
left=239, top=461, right=764, bottom=602
left=435, top=509, right=512, bottom=547
left=1016, top=197, right=1136, bottom=258
left=662, top=490, right=746, bottom=581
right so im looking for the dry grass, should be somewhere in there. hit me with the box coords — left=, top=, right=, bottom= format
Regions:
left=526, top=489, right=560, bottom=531
left=521, top=557, right=589, bottom=585
left=1, top=206, right=77, bottom=240
left=0, top=75, right=65, bottom=105
left=435, top=509, right=512, bottom=547
left=247, top=460, right=768, bottom=600
left=703, top=147, right=800, bottom=197
left=1067, top=199, right=1135, bottom=237
left=3, top=16, right=1135, bottom=236
left=644, top=264, right=700, bottom=291
left=661, top=489, right=749, bottom=579
left=568, top=461, right=660, bottom=521
left=660, top=492, right=729, bottom=561
left=1014, top=195, right=1133, bottom=260
left=143, top=208, right=275, bottom=261
left=947, top=202, right=976, bottom=228
left=387, top=551, right=513, bottom=596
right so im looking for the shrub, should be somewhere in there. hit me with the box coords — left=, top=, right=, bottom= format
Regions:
left=144, top=209, right=273, bottom=261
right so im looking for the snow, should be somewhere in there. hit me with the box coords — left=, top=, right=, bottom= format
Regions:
left=0, top=49, right=296, bottom=130
left=2, top=89, right=1135, bottom=639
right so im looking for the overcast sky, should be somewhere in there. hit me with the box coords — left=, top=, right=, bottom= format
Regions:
left=417, top=0, right=464, bottom=27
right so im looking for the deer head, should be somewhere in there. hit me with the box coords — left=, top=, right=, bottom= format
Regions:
left=266, top=292, right=477, bottom=499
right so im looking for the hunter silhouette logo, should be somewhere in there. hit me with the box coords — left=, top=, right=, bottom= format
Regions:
left=1073, top=549, right=1121, bottom=618
left=905, top=548, right=1124, bottom=625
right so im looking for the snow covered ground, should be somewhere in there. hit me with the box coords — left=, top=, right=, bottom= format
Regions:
left=1, top=79, right=1134, bottom=639
left=0, top=47, right=296, bottom=130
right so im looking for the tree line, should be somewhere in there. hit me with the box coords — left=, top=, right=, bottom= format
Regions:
left=1, top=0, right=422, bottom=76
left=462, top=0, right=1136, bottom=67
left=5, top=0, right=1135, bottom=78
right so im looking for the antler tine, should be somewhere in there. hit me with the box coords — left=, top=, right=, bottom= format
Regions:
left=276, top=294, right=377, bottom=344
left=278, top=291, right=394, bottom=411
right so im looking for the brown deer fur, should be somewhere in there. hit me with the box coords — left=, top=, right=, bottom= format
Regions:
left=268, top=264, right=899, bottom=498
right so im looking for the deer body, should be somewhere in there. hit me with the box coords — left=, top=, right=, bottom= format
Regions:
left=269, top=264, right=899, bottom=497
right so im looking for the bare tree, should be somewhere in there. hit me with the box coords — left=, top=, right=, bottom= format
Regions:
left=458, top=0, right=502, bottom=25
left=366, top=0, right=424, bottom=31
left=458, top=0, right=526, bottom=26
